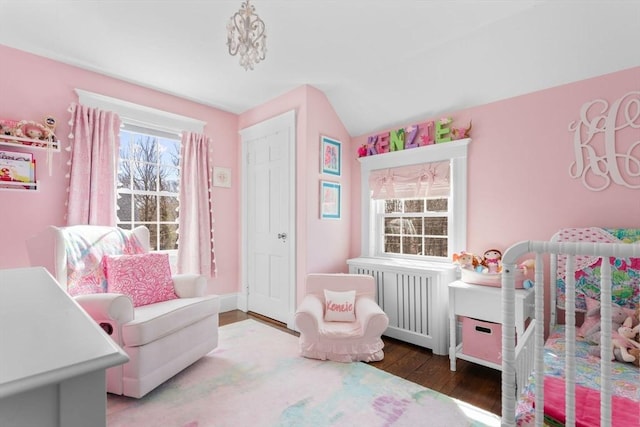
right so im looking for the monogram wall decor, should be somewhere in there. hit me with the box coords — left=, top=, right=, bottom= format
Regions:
left=568, top=91, right=640, bottom=191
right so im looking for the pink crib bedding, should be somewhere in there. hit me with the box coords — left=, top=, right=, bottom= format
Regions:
left=515, top=325, right=640, bottom=426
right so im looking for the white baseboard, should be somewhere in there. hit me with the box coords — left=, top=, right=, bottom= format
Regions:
left=218, top=293, right=240, bottom=313
left=217, top=293, right=299, bottom=332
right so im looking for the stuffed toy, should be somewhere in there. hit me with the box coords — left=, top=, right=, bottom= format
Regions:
left=518, top=259, right=535, bottom=275
left=578, top=296, right=635, bottom=344
left=588, top=315, right=640, bottom=364
left=452, top=251, right=480, bottom=270
left=479, top=249, right=502, bottom=274
left=612, top=316, right=640, bottom=363
left=624, top=348, right=640, bottom=367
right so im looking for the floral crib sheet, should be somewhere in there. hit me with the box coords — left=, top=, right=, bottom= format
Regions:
left=555, top=227, right=640, bottom=311
left=515, top=325, right=640, bottom=426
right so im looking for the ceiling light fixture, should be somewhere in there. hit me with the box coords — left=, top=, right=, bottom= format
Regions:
left=226, top=0, right=267, bottom=71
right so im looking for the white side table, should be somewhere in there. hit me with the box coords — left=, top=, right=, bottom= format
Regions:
left=448, top=280, right=534, bottom=371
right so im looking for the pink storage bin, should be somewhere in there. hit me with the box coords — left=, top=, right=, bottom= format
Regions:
left=462, top=317, right=502, bottom=364
left=460, top=268, right=531, bottom=288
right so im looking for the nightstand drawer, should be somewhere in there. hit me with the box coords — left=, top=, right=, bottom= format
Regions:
left=450, top=286, right=502, bottom=324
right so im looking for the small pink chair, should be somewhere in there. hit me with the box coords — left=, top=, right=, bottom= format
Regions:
left=294, top=273, right=389, bottom=362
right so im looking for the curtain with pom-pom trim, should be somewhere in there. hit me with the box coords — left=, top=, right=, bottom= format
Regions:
left=176, top=132, right=216, bottom=278
left=66, top=103, right=121, bottom=226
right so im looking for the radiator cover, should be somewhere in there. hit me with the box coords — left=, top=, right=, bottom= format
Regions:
left=347, top=257, right=456, bottom=355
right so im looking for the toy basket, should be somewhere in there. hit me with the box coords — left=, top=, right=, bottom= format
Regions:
left=460, top=268, right=532, bottom=289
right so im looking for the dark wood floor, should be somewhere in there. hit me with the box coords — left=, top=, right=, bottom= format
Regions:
left=220, top=310, right=502, bottom=416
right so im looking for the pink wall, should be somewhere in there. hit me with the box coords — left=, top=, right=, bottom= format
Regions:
left=239, top=85, right=351, bottom=304
left=2, top=42, right=638, bottom=311
left=349, top=66, right=640, bottom=259
left=0, top=45, right=240, bottom=295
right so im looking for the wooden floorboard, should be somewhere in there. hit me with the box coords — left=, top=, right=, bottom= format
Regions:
left=219, top=310, right=502, bottom=416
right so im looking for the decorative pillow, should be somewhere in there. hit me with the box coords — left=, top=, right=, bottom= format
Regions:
left=102, top=253, right=177, bottom=307
left=324, top=289, right=356, bottom=322
left=63, top=227, right=145, bottom=296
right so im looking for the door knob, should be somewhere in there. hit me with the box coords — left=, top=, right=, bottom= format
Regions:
left=277, top=232, right=288, bottom=241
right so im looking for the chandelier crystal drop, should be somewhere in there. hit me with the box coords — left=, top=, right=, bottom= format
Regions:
left=226, top=0, right=267, bottom=71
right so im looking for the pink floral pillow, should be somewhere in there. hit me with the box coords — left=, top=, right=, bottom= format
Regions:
left=324, top=289, right=356, bottom=322
left=102, top=253, right=177, bottom=307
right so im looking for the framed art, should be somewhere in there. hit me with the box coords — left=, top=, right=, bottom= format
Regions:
left=321, top=136, right=341, bottom=176
left=213, top=167, right=232, bottom=188
left=320, top=180, right=341, bottom=220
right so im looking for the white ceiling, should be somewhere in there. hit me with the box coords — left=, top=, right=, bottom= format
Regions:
left=1, top=1, right=638, bottom=136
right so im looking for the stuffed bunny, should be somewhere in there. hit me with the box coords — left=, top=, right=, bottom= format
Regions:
left=611, top=316, right=640, bottom=363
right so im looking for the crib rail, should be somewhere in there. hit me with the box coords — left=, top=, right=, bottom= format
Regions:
left=501, top=241, right=640, bottom=427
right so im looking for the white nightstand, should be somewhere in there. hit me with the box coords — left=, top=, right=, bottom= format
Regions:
left=448, top=280, right=534, bottom=371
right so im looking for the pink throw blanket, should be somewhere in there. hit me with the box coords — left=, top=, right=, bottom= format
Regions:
left=542, top=376, right=640, bottom=427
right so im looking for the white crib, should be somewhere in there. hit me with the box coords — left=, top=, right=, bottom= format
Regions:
left=501, top=237, right=640, bottom=427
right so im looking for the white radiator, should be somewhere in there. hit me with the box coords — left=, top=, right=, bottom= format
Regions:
left=347, top=257, right=456, bottom=355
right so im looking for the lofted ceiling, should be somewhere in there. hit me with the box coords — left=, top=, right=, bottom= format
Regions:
left=0, top=1, right=639, bottom=137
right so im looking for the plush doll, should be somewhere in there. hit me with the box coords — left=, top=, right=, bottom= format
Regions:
left=452, top=251, right=479, bottom=270
left=480, top=249, right=502, bottom=274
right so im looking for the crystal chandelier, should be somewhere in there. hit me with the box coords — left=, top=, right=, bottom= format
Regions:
left=226, top=0, right=267, bottom=71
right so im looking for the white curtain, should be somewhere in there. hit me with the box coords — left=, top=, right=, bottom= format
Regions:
left=66, top=103, right=121, bottom=225
left=177, top=132, right=216, bottom=278
left=369, top=160, right=450, bottom=199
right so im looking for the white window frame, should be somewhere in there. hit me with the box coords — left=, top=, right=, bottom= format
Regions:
left=359, top=138, right=470, bottom=260
left=116, top=126, right=181, bottom=253
left=373, top=196, right=450, bottom=261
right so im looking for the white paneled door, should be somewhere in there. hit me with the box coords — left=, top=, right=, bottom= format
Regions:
left=241, top=110, right=296, bottom=326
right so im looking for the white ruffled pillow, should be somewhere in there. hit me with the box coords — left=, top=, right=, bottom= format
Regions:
left=324, top=289, right=356, bottom=322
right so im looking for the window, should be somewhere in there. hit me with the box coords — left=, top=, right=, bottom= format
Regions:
left=74, top=89, right=207, bottom=254
left=116, top=126, right=181, bottom=251
left=358, top=139, right=469, bottom=261
left=376, top=197, right=449, bottom=258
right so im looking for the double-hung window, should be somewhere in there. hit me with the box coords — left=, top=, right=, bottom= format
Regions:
left=359, top=139, right=470, bottom=262
left=116, top=125, right=181, bottom=251
left=74, top=89, right=207, bottom=256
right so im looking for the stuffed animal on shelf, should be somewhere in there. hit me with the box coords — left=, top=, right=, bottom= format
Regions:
left=452, top=251, right=480, bottom=270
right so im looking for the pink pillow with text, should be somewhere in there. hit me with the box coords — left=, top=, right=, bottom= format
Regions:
left=324, top=289, right=356, bottom=322
left=103, top=253, right=177, bottom=307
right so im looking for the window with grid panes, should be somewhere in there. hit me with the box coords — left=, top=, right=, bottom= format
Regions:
left=376, top=197, right=449, bottom=259
left=116, top=127, right=180, bottom=252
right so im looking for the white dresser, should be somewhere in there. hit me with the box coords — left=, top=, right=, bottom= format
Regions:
left=0, top=267, right=129, bottom=427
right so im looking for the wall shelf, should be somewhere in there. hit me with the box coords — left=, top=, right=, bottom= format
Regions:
left=0, top=180, right=39, bottom=192
left=0, top=135, right=60, bottom=152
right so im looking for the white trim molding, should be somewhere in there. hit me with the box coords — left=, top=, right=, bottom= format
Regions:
left=74, top=89, right=206, bottom=135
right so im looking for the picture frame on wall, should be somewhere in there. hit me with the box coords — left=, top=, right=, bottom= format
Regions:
left=213, top=166, right=232, bottom=188
left=320, top=180, right=341, bottom=220
left=320, top=136, right=341, bottom=176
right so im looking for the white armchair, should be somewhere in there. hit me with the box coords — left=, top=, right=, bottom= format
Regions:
left=27, top=225, right=220, bottom=398
left=295, top=273, right=389, bottom=362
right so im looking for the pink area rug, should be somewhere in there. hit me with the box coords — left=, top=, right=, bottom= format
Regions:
left=107, top=319, right=500, bottom=427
